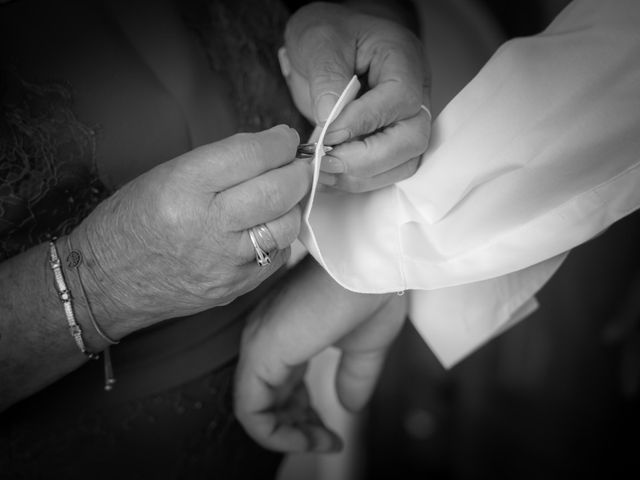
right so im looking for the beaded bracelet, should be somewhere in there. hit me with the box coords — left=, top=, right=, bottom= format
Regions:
left=48, top=240, right=99, bottom=360
left=65, top=237, right=119, bottom=346
left=64, top=237, right=117, bottom=390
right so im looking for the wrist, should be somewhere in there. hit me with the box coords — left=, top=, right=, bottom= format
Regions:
left=55, top=233, right=127, bottom=349
left=65, top=212, right=149, bottom=341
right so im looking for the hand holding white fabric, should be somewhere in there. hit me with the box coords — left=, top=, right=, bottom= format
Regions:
left=301, top=0, right=640, bottom=366
left=281, top=1, right=431, bottom=192
left=71, top=126, right=310, bottom=333
left=234, top=257, right=403, bottom=452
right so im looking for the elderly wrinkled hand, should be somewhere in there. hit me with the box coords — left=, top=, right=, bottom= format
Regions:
left=280, top=1, right=431, bottom=193
left=70, top=125, right=310, bottom=331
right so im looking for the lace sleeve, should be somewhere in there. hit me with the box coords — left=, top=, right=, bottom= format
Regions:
left=0, top=69, right=111, bottom=262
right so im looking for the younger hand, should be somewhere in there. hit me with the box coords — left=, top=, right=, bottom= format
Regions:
left=234, top=258, right=405, bottom=452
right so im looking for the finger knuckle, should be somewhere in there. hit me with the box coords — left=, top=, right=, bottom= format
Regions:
left=302, top=23, right=336, bottom=47
left=338, top=176, right=369, bottom=194
left=398, top=83, right=423, bottom=113
left=311, top=61, right=351, bottom=93
left=348, top=162, right=372, bottom=179
left=351, top=139, right=381, bottom=178
left=152, top=189, right=198, bottom=233
left=399, top=117, right=430, bottom=159
left=357, top=106, right=386, bottom=134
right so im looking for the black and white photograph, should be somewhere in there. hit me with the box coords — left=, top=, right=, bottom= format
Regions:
left=1, top=0, right=639, bottom=478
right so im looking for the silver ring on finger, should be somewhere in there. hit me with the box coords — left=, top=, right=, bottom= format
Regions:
left=252, top=223, right=278, bottom=253
left=249, top=225, right=274, bottom=267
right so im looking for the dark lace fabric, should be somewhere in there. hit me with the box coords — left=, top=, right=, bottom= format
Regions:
left=181, top=0, right=310, bottom=135
left=0, top=69, right=110, bottom=261
left=0, top=0, right=309, bottom=478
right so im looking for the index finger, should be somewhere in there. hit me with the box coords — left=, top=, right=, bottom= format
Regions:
left=187, top=125, right=300, bottom=191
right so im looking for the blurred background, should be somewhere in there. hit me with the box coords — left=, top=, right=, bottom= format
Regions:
left=281, top=0, right=640, bottom=478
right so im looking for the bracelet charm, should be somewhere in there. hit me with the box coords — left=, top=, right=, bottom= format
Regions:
left=48, top=240, right=99, bottom=360
left=64, top=237, right=118, bottom=391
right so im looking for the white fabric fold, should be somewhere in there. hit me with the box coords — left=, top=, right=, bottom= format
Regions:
left=300, top=0, right=640, bottom=367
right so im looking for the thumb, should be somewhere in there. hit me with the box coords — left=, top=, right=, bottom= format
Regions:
left=306, top=42, right=353, bottom=125
left=336, top=349, right=387, bottom=412
left=311, top=70, right=351, bottom=126
left=287, top=42, right=353, bottom=125
left=334, top=295, right=406, bottom=412
left=284, top=15, right=355, bottom=124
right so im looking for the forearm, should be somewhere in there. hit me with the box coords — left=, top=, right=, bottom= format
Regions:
left=249, top=255, right=393, bottom=364
left=0, top=235, right=124, bottom=412
left=236, top=255, right=403, bottom=451
left=0, top=187, right=189, bottom=412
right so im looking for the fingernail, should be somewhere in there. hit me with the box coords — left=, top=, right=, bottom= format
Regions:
left=289, top=127, right=300, bottom=144
left=320, top=156, right=345, bottom=174
left=323, top=129, right=351, bottom=146
left=278, top=47, right=291, bottom=78
left=315, top=93, right=339, bottom=125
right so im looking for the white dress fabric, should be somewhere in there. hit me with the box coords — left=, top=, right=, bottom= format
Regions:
left=300, top=0, right=640, bottom=367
